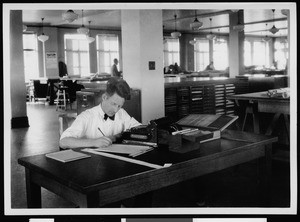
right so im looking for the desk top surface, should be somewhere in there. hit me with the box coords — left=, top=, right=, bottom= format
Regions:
left=227, top=90, right=290, bottom=102
left=18, top=130, right=277, bottom=194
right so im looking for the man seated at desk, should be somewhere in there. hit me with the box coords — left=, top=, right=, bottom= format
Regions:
left=59, top=77, right=141, bottom=149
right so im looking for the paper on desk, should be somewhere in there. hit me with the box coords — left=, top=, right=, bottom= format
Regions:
left=94, top=144, right=153, bottom=156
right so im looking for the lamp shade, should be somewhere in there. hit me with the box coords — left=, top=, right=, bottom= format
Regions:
left=87, top=36, right=95, bottom=43
left=171, top=31, right=181, bottom=38
left=269, top=25, right=279, bottom=34
left=62, top=10, right=78, bottom=23
left=262, top=36, right=271, bottom=42
left=190, top=18, right=203, bottom=31
left=189, top=39, right=196, bottom=45
left=281, top=9, right=289, bottom=16
left=206, top=33, right=216, bottom=40
left=77, top=26, right=89, bottom=35
left=38, top=34, right=49, bottom=42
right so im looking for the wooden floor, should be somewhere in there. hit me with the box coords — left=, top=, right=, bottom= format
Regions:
left=10, top=101, right=291, bottom=209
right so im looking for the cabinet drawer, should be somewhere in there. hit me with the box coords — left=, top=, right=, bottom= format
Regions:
left=76, top=91, right=95, bottom=115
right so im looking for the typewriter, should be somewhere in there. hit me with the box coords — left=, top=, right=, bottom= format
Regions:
left=121, top=116, right=181, bottom=147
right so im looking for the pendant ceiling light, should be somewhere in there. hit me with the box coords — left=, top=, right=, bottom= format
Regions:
left=171, top=13, right=181, bottom=38
left=263, top=23, right=271, bottom=42
left=38, top=18, right=49, bottom=42
left=62, top=10, right=78, bottom=23
left=23, top=24, right=27, bottom=32
left=269, top=9, right=279, bottom=34
left=206, top=18, right=216, bottom=40
left=189, top=39, right=196, bottom=45
left=281, top=9, right=289, bottom=16
left=190, top=10, right=203, bottom=31
left=77, top=10, right=89, bottom=35
left=86, top=21, right=95, bottom=43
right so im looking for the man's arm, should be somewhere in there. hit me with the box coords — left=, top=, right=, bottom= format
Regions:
left=59, top=136, right=115, bottom=149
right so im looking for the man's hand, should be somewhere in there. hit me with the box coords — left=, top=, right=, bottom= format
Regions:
left=93, top=136, right=113, bottom=148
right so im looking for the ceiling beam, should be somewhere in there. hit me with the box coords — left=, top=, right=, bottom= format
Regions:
left=163, top=10, right=232, bottom=23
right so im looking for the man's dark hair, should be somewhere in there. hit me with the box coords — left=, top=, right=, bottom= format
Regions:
left=106, top=77, right=131, bottom=100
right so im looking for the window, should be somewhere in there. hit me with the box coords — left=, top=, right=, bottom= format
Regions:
left=23, top=33, right=38, bottom=82
left=274, top=39, right=288, bottom=70
left=244, top=40, right=252, bottom=66
left=194, top=39, right=209, bottom=71
left=96, top=34, right=119, bottom=74
left=253, top=41, right=270, bottom=68
left=244, top=38, right=270, bottom=68
left=163, top=38, right=180, bottom=67
left=213, top=38, right=228, bottom=70
left=64, top=34, right=90, bottom=77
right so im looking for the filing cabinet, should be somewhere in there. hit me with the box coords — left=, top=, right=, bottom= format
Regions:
left=76, top=91, right=95, bottom=115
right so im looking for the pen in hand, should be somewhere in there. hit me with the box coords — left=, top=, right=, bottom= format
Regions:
left=98, top=127, right=106, bottom=136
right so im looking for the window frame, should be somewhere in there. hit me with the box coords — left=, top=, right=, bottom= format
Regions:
left=64, top=34, right=91, bottom=77
left=194, top=38, right=210, bottom=71
left=23, top=33, right=39, bottom=82
left=163, top=37, right=180, bottom=67
left=213, top=37, right=229, bottom=70
left=96, top=34, right=120, bottom=74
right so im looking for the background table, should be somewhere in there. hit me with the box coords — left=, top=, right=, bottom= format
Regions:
left=227, top=90, right=289, bottom=141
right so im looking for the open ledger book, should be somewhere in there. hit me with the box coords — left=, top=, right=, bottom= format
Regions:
left=175, top=114, right=238, bottom=143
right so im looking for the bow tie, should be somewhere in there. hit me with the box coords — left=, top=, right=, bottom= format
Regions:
left=104, top=113, right=115, bottom=121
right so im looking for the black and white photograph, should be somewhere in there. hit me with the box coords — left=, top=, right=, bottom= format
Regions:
left=2, top=1, right=297, bottom=220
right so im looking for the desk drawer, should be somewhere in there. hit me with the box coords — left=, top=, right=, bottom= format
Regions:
left=258, top=101, right=289, bottom=114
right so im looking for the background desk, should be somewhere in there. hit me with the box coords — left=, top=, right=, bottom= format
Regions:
left=227, top=91, right=290, bottom=142
left=18, top=130, right=277, bottom=208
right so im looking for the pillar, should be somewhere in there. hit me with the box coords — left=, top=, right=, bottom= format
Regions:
left=9, top=10, right=29, bottom=128
left=121, top=10, right=164, bottom=124
left=229, top=10, right=245, bottom=77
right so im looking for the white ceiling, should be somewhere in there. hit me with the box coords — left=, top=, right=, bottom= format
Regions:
left=22, top=8, right=289, bottom=37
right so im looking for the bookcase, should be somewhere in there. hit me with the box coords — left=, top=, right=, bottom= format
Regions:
left=165, top=83, right=236, bottom=121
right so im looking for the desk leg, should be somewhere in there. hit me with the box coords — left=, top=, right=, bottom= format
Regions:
left=265, top=113, right=281, bottom=136
left=258, top=144, right=273, bottom=206
left=242, top=105, right=260, bottom=134
left=283, top=114, right=290, bottom=143
left=25, top=169, right=41, bottom=208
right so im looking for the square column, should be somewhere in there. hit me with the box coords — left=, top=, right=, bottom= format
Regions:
left=121, top=10, right=164, bottom=124
left=229, top=10, right=245, bottom=77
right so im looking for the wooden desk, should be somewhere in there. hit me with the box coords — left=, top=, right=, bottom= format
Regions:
left=227, top=91, right=289, bottom=142
left=18, top=130, right=277, bottom=208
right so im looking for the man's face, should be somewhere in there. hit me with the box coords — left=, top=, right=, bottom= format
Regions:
left=101, top=92, right=125, bottom=117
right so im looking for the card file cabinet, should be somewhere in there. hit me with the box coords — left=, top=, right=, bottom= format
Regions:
left=165, top=83, right=236, bottom=121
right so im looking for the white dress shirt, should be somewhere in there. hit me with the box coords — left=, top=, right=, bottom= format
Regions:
left=60, top=104, right=141, bottom=140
